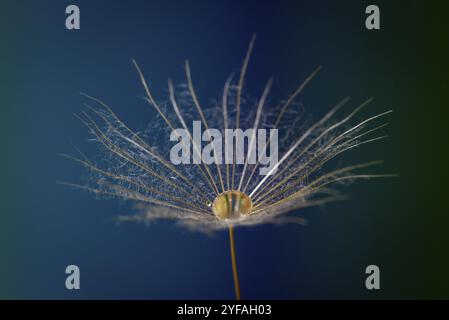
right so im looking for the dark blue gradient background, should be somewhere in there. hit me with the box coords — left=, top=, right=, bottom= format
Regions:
left=2, top=0, right=448, bottom=299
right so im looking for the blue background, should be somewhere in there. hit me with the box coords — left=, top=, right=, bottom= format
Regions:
left=1, top=0, right=448, bottom=299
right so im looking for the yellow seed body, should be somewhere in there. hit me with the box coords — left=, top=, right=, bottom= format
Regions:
left=212, top=191, right=253, bottom=220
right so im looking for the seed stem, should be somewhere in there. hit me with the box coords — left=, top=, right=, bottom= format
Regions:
left=228, top=224, right=241, bottom=300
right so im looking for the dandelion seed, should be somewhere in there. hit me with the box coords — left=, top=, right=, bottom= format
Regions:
left=63, top=36, right=394, bottom=300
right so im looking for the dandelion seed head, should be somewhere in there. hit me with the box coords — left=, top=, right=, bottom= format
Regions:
left=64, top=37, right=393, bottom=233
